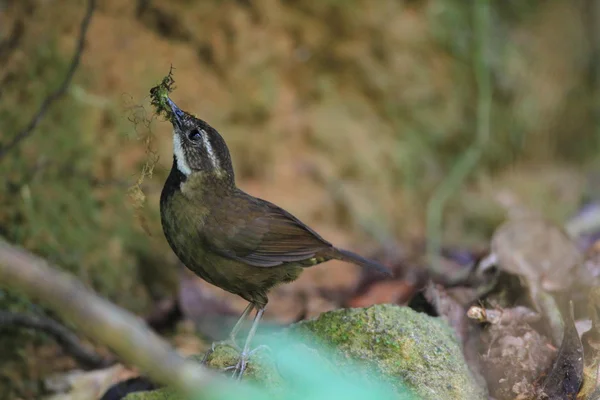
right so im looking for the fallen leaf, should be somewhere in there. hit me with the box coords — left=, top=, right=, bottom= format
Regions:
left=43, top=364, right=138, bottom=400
left=491, top=215, right=582, bottom=292
left=539, top=301, right=584, bottom=399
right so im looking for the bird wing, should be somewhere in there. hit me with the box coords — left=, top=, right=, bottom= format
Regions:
left=201, top=192, right=333, bottom=267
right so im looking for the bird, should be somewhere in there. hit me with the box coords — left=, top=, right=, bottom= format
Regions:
left=159, top=97, right=391, bottom=378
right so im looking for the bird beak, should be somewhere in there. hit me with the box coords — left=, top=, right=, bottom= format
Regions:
left=167, top=98, right=185, bottom=128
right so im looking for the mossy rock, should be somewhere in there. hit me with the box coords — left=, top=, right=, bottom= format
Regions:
left=125, top=305, right=486, bottom=400
left=288, top=305, right=486, bottom=400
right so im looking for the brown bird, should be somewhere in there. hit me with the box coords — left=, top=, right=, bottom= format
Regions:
left=159, top=97, right=391, bottom=378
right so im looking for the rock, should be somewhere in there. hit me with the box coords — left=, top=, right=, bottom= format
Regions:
left=289, top=305, right=486, bottom=400
left=124, top=305, right=486, bottom=400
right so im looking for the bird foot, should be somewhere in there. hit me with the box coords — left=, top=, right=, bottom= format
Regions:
left=231, top=355, right=248, bottom=381
left=230, top=345, right=271, bottom=381
left=201, top=339, right=241, bottom=365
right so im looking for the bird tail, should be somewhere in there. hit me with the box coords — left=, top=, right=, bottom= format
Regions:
left=334, top=248, right=392, bottom=276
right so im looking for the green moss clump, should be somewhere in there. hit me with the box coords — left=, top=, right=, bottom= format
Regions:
left=149, top=68, right=176, bottom=120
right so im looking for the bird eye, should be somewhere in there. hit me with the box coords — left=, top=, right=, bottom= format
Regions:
left=188, top=129, right=202, bottom=141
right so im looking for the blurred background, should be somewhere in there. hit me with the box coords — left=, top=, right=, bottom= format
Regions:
left=2, top=0, right=600, bottom=397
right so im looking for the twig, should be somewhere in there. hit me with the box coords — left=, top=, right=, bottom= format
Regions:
left=0, top=0, right=95, bottom=161
left=0, top=238, right=221, bottom=398
left=0, top=20, right=24, bottom=66
left=0, top=310, right=112, bottom=369
left=425, top=0, right=492, bottom=278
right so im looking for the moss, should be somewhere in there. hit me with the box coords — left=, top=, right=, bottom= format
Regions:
left=149, top=68, right=176, bottom=120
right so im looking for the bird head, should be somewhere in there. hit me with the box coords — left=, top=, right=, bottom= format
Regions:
left=166, top=98, right=234, bottom=180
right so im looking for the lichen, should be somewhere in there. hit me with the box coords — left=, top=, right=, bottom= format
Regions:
left=126, top=133, right=158, bottom=235
left=126, top=68, right=176, bottom=232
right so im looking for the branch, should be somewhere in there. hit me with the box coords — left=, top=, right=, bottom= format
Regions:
left=0, top=238, right=220, bottom=398
left=0, top=0, right=95, bottom=161
left=0, top=310, right=112, bottom=369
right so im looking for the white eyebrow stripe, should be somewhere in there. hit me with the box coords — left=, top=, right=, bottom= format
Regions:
left=200, top=129, right=220, bottom=170
left=173, top=132, right=192, bottom=175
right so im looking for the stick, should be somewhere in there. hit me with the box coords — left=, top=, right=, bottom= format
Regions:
left=0, top=238, right=219, bottom=398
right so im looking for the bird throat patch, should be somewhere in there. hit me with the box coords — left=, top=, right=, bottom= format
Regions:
left=172, top=132, right=192, bottom=176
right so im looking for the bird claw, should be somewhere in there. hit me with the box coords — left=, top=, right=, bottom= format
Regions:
left=231, top=355, right=248, bottom=381
left=202, top=341, right=269, bottom=379
left=229, top=345, right=271, bottom=380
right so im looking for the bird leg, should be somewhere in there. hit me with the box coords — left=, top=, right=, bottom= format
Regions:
left=232, top=306, right=265, bottom=380
left=201, top=303, right=254, bottom=365
left=228, top=303, right=255, bottom=347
